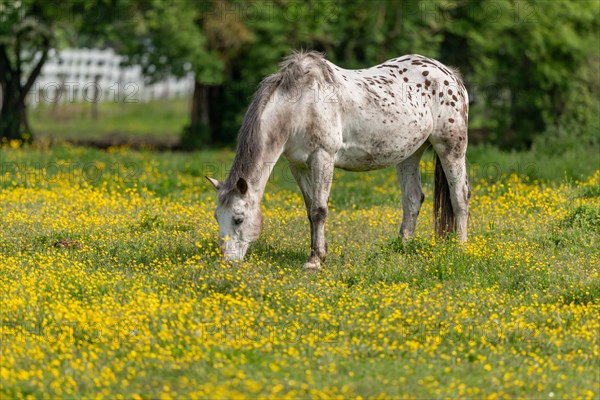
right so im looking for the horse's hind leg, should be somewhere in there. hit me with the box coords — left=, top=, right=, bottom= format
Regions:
left=396, top=145, right=427, bottom=239
left=431, top=136, right=470, bottom=242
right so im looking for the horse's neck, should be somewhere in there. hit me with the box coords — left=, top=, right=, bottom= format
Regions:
left=253, top=145, right=283, bottom=200
left=237, top=132, right=285, bottom=204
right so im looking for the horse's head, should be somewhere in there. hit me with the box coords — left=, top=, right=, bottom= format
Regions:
left=207, top=176, right=263, bottom=261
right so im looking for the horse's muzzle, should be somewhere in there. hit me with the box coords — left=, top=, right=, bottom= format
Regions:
left=220, top=240, right=249, bottom=262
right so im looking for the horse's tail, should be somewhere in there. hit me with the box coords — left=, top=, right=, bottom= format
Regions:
left=434, top=153, right=455, bottom=237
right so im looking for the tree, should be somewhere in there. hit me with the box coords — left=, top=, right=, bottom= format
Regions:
left=0, top=0, right=130, bottom=141
left=0, top=1, right=53, bottom=141
left=108, top=0, right=252, bottom=147
left=441, top=0, right=600, bottom=147
left=3, top=0, right=596, bottom=149
left=120, top=0, right=333, bottom=147
left=194, top=0, right=454, bottom=147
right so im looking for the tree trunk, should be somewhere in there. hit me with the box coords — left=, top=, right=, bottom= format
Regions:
left=207, top=85, right=222, bottom=144
left=0, top=41, right=48, bottom=142
left=191, top=80, right=210, bottom=128
left=181, top=80, right=213, bottom=149
left=182, top=80, right=226, bottom=149
left=0, top=75, right=28, bottom=141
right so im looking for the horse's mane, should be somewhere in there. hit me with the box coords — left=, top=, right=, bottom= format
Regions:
left=278, top=50, right=336, bottom=88
left=221, top=51, right=336, bottom=202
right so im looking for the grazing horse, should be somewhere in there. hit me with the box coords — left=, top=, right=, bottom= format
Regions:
left=207, top=51, right=470, bottom=270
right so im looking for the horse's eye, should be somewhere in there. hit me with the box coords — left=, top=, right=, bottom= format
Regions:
left=233, top=216, right=244, bottom=225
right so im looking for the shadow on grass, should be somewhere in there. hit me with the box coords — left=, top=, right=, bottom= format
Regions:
left=249, top=241, right=308, bottom=270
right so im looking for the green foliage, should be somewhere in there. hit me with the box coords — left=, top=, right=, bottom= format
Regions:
left=177, top=0, right=599, bottom=149
left=532, top=120, right=599, bottom=158
left=111, top=0, right=222, bottom=83
left=560, top=205, right=600, bottom=232
left=3, top=0, right=599, bottom=149
left=0, top=0, right=140, bottom=140
left=581, top=184, right=600, bottom=199
left=324, top=0, right=451, bottom=65
left=444, top=0, right=599, bottom=148
left=550, top=204, right=600, bottom=249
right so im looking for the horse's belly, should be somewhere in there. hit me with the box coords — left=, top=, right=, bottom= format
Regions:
left=335, top=148, right=392, bottom=171
left=335, top=148, right=406, bottom=171
left=335, top=131, right=428, bottom=171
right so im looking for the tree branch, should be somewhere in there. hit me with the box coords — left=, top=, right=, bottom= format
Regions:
left=20, top=36, right=50, bottom=103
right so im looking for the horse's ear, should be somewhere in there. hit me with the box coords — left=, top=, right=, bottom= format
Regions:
left=236, top=177, right=248, bottom=195
left=206, top=176, right=222, bottom=191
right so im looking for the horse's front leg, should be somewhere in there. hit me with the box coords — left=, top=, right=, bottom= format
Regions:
left=303, top=150, right=335, bottom=271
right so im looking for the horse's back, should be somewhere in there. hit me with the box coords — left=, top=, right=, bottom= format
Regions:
left=323, top=55, right=465, bottom=170
left=335, top=54, right=468, bottom=130
left=283, top=53, right=468, bottom=170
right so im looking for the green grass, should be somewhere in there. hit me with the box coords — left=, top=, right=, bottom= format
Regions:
left=467, top=143, right=600, bottom=183
left=28, top=98, right=190, bottom=142
left=1, top=143, right=599, bottom=398
left=26, top=99, right=600, bottom=182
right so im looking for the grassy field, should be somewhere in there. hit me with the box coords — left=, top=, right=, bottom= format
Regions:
left=1, top=143, right=599, bottom=398
left=28, top=99, right=189, bottom=143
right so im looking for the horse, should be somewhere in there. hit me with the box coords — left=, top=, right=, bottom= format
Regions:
left=207, top=51, right=470, bottom=270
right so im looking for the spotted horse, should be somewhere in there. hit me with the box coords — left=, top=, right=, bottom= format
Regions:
left=207, top=51, right=470, bottom=270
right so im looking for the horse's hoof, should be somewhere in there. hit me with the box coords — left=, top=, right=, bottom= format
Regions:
left=303, top=261, right=322, bottom=271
